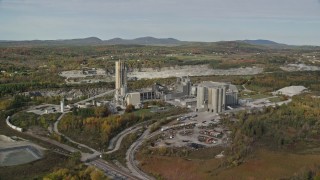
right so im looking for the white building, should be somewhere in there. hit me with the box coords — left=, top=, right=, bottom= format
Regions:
left=60, top=99, right=65, bottom=113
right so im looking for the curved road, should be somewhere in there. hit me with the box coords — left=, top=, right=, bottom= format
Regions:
left=53, top=90, right=183, bottom=180
left=125, top=115, right=180, bottom=180
left=126, top=128, right=155, bottom=180
left=54, top=89, right=116, bottom=160
left=52, top=89, right=142, bottom=179
left=106, top=126, right=142, bottom=154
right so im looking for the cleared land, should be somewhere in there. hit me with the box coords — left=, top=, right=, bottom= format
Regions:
left=281, top=63, right=320, bottom=72
left=137, top=148, right=320, bottom=180
left=128, top=65, right=263, bottom=79
left=59, top=65, right=263, bottom=83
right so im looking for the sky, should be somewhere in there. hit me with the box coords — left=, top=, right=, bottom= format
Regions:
left=0, top=0, right=320, bottom=45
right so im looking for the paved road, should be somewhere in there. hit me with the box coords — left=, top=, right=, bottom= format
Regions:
left=106, top=115, right=179, bottom=154
left=50, top=89, right=143, bottom=179
left=126, top=128, right=154, bottom=180
left=53, top=89, right=115, bottom=159
left=53, top=89, right=115, bottom=161
left=126, top=130, right=163, bottom=180
left=53, top=113, right=65, bottom=136
left=5, top=88, right=140, bottom=179
left=53, top=113, right=101, bottom=161
left=26, top=131, right=137, bottom=179
left=88, top=158, right=139, bottom=180
left=106, top=126, right=142, bottom=154
left=124, top=115, right=181, bottom=180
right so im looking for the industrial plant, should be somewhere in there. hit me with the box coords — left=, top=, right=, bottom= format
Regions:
left=196, top=82, right=238, bottom=113
left=114, top=60, right=239, bottom=112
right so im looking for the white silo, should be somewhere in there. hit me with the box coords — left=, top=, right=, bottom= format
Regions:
left=60, top=99, right=64, bottom=113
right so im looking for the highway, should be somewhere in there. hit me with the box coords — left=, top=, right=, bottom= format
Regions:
left=88, top=158, right=139, bottom=180
left=26, top=129, right=137, bottom=179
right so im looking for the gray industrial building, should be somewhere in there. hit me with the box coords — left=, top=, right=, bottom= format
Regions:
left=163, top=76, right=192, bottom=101
left=114, top=60, right=159, bottom=108
left=196, top=82, right=238, bottom=113
left=126, top=92, right=141, bottom=109
left=175, top=76, right=192, bottom=96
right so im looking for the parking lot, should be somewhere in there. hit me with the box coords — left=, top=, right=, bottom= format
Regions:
left=155, top=112, right=230, bottom=148
left=27, top=104, right=62, bottom=115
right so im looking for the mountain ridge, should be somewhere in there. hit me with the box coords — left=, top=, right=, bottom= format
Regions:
left=0, top=37, right=318, bottom=48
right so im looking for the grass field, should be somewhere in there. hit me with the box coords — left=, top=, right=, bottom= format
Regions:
left=137, top=148, right=320, bottom=180
left=240, top=92, right=271, bottom=100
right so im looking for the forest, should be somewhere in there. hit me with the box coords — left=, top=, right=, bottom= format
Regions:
left=58, top=105, right=186, bottom=150
left=225, top=94, right=320, bottom=166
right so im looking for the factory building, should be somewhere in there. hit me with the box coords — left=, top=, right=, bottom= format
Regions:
left=196, top=82, right=238, bottom=113
left=114, top=60, right=127, bottom=105
left=175, top=76, right=192, bottom=96
left=114, top=60, right=159, bottom=108
left=162, top=76, right=192, bottom=101
left=126, top=92, right=141, bottom=109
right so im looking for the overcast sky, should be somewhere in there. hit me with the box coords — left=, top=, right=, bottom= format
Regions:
left=0, top=0, right=320, bottom=45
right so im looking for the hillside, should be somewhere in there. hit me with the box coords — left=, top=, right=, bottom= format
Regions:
left=0, top=37, right=183, bottom=46
left=104, top=37, right=183, bottom=46
left=0, top=37, right=319, bottom=50
left=0, top=37, right=103, bottom=46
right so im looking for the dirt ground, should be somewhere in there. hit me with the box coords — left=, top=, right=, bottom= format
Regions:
left=138, top=148, right=320, bottom=180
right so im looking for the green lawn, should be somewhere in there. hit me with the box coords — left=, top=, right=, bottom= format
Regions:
left=240, top=92, right=271, bottom=100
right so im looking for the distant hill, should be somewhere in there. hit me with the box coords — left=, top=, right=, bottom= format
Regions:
left=242, top=39, right=282, bottom=45
left=0, top=37, right=318, bottom=49
left=104, top=37, right=183, bottom=46
left=0, top=37, right=103, bottom=46
left=57, top=37, right=103, bottom=44
left=239, top=39, right=290, bottom=49
left=0, top=37, right=183, bottom=46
